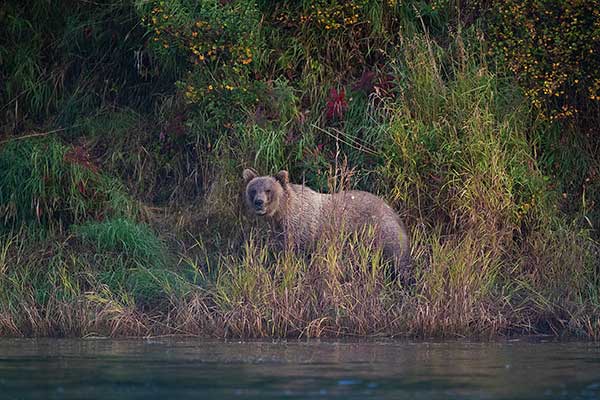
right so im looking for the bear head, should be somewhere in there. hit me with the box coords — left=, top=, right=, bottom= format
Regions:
left=243, top=169, right=289, bottom=217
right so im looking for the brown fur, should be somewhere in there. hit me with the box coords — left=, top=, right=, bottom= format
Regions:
left=243, top=169, right=412, bottom=281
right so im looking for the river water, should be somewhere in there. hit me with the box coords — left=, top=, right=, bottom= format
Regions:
left=0, top=338, right=599, bottom=399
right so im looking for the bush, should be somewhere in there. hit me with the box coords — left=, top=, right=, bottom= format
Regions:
left=138, top=0, right=262, bottom=133
left=491, top=0, right=600, bottom=123
left=333, top=30, right=549, bottom=237
left=258, top=0, right=395, bottom=84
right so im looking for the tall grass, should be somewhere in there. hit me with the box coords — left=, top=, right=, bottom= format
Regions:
left=2, top=222, right=594, bottom=338
left=0, top=137, right=138, bottom=232
left=1, top=0, right=167, bottom=129
left=0, top=221, right=189, bottom=337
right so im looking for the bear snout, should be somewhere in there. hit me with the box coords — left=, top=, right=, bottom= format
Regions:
left=254, top=198, right=267, bottom=214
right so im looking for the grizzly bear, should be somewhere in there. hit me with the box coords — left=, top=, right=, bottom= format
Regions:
left=242, top=169, right=412, bottom=281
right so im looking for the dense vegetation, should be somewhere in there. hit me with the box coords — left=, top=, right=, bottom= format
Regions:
left=0, top=0, right=598, bottom=338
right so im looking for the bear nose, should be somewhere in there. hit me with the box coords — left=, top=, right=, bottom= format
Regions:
left=254, top=199, right=264, bottom=208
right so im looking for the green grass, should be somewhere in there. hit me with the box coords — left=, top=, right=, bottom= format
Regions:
left=0, top=137, right=137, bottom=232
left=72, top=218, right=168, bottom=268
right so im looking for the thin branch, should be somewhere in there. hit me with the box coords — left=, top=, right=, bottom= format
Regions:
left=310, top=123, right=381, bottom=157
left=0, top=127, right=70, bottom=146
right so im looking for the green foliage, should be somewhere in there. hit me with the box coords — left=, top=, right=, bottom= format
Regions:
left=74, top=109, right=141, bottom=139
left=534, top=123, right=600, bottom=232
left=72, top=218, right=191, bottom=305
left=0, top=229, right=191, bottom=336
left=126, top=266, right=189, bottom=305
left=139, top=0, right=262, bottom=133
left=258, top=0, right=392, bottom=83
left=491, top=0, right=600, bottom=122
left=0, top=138, right=136, bottom=231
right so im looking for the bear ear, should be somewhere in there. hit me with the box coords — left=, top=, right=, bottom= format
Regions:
left=274, top=170, right=289, bottom=186
left=243, top=168, right=257, bottom=183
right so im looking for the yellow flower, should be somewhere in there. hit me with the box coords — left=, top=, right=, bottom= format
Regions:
left=208, top=85, right=213, bottom=91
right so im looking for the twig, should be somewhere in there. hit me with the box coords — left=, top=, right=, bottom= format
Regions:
left=310, top=124, right=381, bottom=157
left=0, top=127, right=70, bottom=145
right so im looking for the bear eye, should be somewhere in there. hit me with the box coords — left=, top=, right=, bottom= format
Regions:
left=265, top=189, right=271, bottom=195
left=250, top=189, right=256, bottom=197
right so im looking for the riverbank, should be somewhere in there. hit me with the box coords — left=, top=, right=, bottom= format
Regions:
left=0, top=220, right=597, bottom=339
left=1, top=0, right=598, bottom=339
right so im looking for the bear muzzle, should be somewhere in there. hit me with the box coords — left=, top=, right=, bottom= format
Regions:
left=254, top=199, right=267, bottom=215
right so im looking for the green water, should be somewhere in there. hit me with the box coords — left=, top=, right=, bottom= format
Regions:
left=0, top=339, right=599, bottom=399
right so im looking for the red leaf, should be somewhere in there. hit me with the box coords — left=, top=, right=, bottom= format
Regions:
left=326, top=87, right=348, bottom=121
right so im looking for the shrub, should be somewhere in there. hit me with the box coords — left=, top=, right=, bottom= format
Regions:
left=491, top=0, right=600, bottom=123
left=374, top=30, right=552, bottom=237
left=139, top=0, right=262, bottom=133
left=259, top=0, right=391, bottom=82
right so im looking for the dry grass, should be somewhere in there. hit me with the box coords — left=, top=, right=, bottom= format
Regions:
left=2, top=219, right=596, bottom=339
